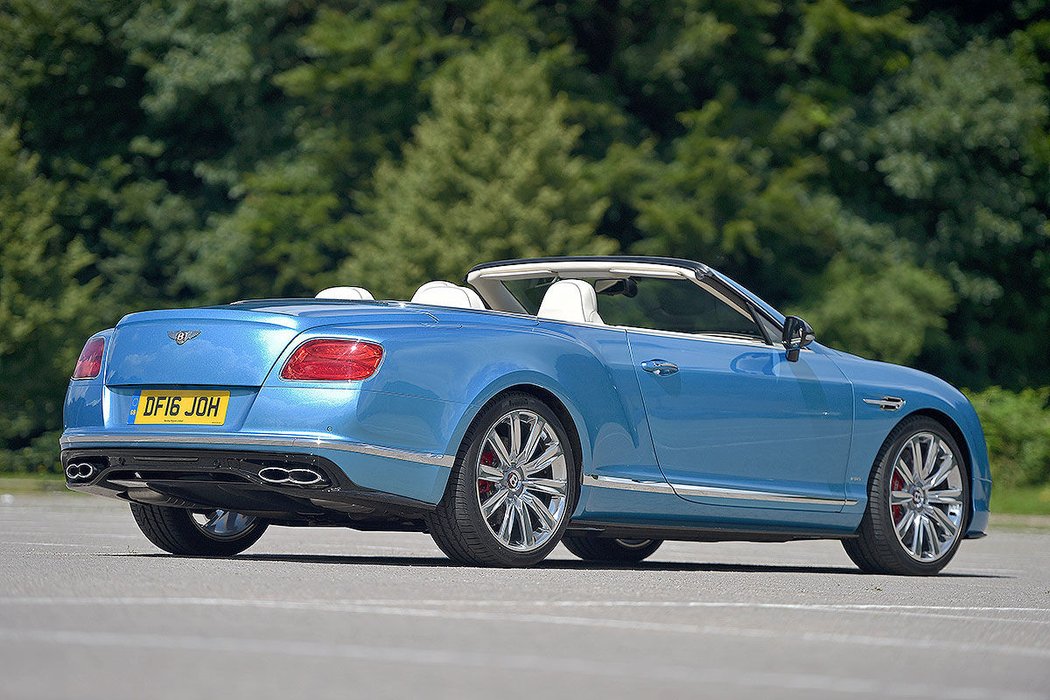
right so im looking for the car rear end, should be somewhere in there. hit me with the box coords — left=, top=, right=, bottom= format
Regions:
left=61, top=301, right=459, bottom=528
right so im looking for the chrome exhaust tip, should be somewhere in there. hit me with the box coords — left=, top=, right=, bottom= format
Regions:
left=287, top=468, right=324, bottom=486
left=66, top=463, right=96, bottom=481
left=258, top=467, right=290, bottom=484
left=257, top=466, right=326, bottom=486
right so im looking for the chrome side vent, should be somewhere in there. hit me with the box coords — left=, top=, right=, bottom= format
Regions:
left=862, top=396, right=906, bottom=412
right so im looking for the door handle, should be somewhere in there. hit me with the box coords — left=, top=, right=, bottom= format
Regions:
left=641, top=359, right=679, bottom=376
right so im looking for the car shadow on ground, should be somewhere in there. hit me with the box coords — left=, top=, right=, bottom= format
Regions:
left=107, top=552, right=1008, bottom=577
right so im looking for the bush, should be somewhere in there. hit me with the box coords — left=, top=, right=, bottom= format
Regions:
left=0, top=430, right=62, bottom=475
left=964, top=387, right=1050, bottom=488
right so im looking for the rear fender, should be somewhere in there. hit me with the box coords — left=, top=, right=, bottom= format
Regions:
left=438, top=322, right=659, bottom=489
left=64, top=328, right=114, bottom=429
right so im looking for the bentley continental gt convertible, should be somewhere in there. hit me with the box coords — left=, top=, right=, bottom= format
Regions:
left=61, top=256, right=990, bottom=574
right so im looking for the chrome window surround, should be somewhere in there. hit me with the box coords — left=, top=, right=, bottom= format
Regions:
left=467, top=260, right=780, bottom=346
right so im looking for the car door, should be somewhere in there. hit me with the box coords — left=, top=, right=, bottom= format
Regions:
left=597, top=275, right=854, bottom=511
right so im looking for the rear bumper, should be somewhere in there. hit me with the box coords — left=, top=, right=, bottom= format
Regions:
left=60, top=431, right=453, bottom=467
left=60, top=431, right=454, bottom=507
left=61, top=446, right=438, bottom=528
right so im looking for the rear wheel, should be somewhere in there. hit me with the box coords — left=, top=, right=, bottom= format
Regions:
left=562, top=535, right=663, bottom=563
left=429, top=392, right=578, bottom=567
left=130, top=503, right=267, bottom=556
left=843, top=416, right=969, bottom=576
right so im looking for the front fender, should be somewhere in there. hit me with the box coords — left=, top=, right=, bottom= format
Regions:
left=826, top=349, right=991, bottom=536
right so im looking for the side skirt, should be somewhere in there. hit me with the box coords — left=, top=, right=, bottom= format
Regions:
left=566, top=520, right=858, bottom=543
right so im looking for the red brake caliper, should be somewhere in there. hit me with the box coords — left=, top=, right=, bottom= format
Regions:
left=477, top=449, right=496, bottom=502
left=890, top=471, right=905, bottom=523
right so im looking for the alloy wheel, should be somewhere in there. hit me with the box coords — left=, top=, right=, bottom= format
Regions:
left=475, top=409, right=569, bottom=553
left=888, top=431, right=965, bottom=562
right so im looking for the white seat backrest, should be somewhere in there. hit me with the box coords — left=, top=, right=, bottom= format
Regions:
left=537, top=279, right=604, bottom=325
left=315, top=286, right=374, bottom=301
left=411, top=281, right=457, bottom=297
left=411, top=281, right=486, bottom=310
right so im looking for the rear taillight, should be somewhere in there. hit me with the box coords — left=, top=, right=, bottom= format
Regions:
left=280, top=339, right=383, bottom=381
left=72, top=337, right=105, bottom=380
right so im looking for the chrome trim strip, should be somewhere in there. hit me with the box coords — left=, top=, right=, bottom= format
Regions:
left=862, top=396, right=906, bottom=412
left=60, top=433, right=455, bottom=468
left=586, top=474, right=857, bottom=506
left=585, top=475, right=676, bottom=494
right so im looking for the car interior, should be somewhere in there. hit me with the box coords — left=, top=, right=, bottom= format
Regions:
left=312, top=273, right=769, bottom=345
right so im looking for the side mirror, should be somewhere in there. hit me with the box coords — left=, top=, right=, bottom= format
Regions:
left=782, top=316, right=815, bottom=362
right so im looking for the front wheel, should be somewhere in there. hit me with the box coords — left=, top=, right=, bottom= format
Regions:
left=130, top=503, right=267, bottom=556
left=562, top=535, right=663, bottom=563
left=843, top=416, right=969, bottom=576
left=429, top=392, right=578, bottom=567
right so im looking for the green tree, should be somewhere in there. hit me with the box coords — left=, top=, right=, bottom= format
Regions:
left=341, top=39, right=615, bottom=298
left=799, top=256, right=955, bottom=365
left=184, top=1, right=470, bottom=301
left=0, top=126, right=97, bottom=470
left=837, top=39, right=1050, bottom=386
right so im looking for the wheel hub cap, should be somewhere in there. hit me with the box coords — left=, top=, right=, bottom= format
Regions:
left=505, top=470, right=522, bottom=492
left=911, top=487, right=927, bottom=508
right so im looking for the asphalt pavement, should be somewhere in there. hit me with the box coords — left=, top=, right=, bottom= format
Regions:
left=1, top=493, right=1048, bottom=700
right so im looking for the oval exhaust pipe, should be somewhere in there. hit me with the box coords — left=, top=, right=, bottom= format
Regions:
left=66, top=463, right=96, bottom=481
left=287, top=469, right=324, bottom=486
left=258, top=467, right=290, bottom=484
left=258, top=466, right=325, bottom=486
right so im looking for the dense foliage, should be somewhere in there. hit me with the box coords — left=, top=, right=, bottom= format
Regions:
left=1, top=1, right=1048, bottom=480
left=965, top=387, right=1050, bottom=489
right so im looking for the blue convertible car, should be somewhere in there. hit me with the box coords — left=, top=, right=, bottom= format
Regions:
left=62, top=256, right=990, bottom=574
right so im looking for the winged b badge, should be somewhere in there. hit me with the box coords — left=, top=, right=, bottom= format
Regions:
left=168, top=330, right=201, bottom=345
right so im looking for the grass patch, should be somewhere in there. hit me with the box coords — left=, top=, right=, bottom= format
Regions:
left=990, top=483, right=1050, bottom=516
left=0, top=473, right=69, bottom=494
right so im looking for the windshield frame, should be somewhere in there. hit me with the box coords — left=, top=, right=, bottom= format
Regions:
left=466, top=258, right=781, bottom=346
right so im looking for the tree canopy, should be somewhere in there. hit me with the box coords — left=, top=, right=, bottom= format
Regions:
left=1, top=0, right=1049, bottom=471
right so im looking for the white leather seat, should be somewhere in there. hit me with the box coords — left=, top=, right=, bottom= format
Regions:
left=411, top=281, right=486, bottom=310
left=411, top=281, right=457, bottom=297
left=315, top=286, right=374, bottom=301
left=537, top=279, right=604, bottom=325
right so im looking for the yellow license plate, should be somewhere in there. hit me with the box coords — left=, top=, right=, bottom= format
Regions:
left=129, top=390, right=230, bottom=426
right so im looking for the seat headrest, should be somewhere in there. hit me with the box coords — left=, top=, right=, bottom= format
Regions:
left=315, top=286, right=374, bottom=301
left=537, top=279, right=604, bottom=325
left=411, top=281, right=486, bottom=310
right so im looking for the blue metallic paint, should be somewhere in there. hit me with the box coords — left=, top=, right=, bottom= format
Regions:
left=625, top=332, right=854, bottom=512
left=62, top=270, right=991, bottom=538
left=817, top=347, right=991, bottom=536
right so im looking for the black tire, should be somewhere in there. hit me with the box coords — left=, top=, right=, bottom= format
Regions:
left=429, top=392, right=579, bottom=567
left=562, top=535, right=663, bottom=563
left=130, top=503, right=267, bottom=556
left=843, top=416, right=970, bottom=576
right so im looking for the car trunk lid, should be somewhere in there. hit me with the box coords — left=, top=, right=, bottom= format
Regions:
left=104, top=301, right=431, bottom=387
